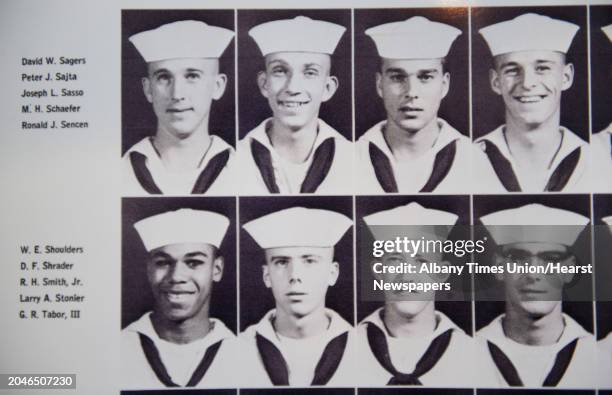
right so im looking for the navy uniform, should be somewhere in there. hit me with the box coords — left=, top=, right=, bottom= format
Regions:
left=123, top=135, right=236, bottom=195
left=238, top=118, right=353, bottom=195
left=123, top=20, right=236, bottom=196
left=239, top=207, right=356, bottom=386
left=122, top=313, right=238, bottom=389
left=239, top=308, right=356, bottom=387
left=237, top=16, right=353, bottom=195
left=477, top=204, right=595, bottom=388
left=476, top=314, right=597, bottom=388
left=121, top=209, right=237, bottom=389
left=357, top=308, right=478, bottom=387
left=473, top=125, right=590, bottom=193
left=356, top=202, right=479, bottom=386
left=356, top=17, right=471, bottom=194
left=474, top=13, right=590, bottom=193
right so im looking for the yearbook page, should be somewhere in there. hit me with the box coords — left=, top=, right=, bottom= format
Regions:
left=1, top=0, right=611, bottom=394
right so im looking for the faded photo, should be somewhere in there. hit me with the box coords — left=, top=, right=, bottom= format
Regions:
left=473, top=195, right=596, bottom=388
left=354, top=195, right=478, bottom=387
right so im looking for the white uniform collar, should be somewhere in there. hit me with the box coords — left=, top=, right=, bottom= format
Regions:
left=126, top=135, right=233, bottom=171
left=361, top=307, right=464, bottom=338
left=478, top=313, right=591, bottom=351
left=360, top=118, right=463, bottom=160
left=125, top=312, right=234, bottom=346
left=253, top=308, right=352, bottom=346
left=475, top=125, right=587, bottom=171
left=245, top=118, right=346, bottom=154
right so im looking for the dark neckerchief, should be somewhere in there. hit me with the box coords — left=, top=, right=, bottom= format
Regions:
left=487, top=338, right=578, bottom=387
left=368, top=127, right=458, bottom=193
left=481, top=129, right=582, bottom=192
left=138, top=333, right=223, bottom=387
left=366, top=321, right=453, bottom=385
left=129, top=148, right=230, bottom=195
left=255, top=330, right=348, bottom=385
left=250, top=137, right=335, bottom=194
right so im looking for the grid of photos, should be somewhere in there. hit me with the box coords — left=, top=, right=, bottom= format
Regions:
left=120, top=4, right=612, bottom=394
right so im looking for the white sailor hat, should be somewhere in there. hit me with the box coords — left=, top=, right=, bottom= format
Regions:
left=602, top=216, right=612, bottom=234
left=366, top=16, right=461, bottom=59
left=249, top=16, right=346, bottom=56
left=243, top=207, right=352, bottom=249
left=129, top=20, right=234, bottom=63
left=480, top=203, right=589, bottom=246
left=479, top=13, right=579, bottom=56
left=134, top=209, right=230, bottom=252
left=363, top=202, right=458, bottom=241
left=603, top=24, right=612, bottom=42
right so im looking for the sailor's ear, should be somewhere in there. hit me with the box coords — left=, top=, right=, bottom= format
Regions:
left=561, top=62, right=574, bottom=91
left=490, top=68, right=502, bottom=96
left=142, top=77, right=153, bottom=103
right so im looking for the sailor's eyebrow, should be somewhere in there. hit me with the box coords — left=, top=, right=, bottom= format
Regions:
left=384, top=67, right=407, bottom=74
left=267, top=59, right=288, bottom=67
left=269, top=255, right=291, bottom=260
left=417, top=69, right=439, bottom=74
left=498, top=61, right=519, bottom=69
left=301, top=254, right=323, bottom=259
left=152, top=68, right=171, bottom=76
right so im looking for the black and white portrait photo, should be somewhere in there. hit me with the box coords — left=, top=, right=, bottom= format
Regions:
left=121, top=197, right=238, bottom=389
left=354, top=195, right=476, bottom=387
left=473, top=195, right=596, bottom=388
left=122, top=10, right=237, bottom=196
left=354, top=8, right=471, bottom=194
left=236, top=9, right=354, bottom=195
left=471, top=7, right=590, bottom=193
left=238, top=196, right=355, bottom=387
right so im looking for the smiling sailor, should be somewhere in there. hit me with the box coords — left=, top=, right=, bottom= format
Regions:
left=239, top=207, right=356, bottom=386
left=476, top=203, right=597, bottom=388
left=121, top=209, right=237, bottom=389
left=237, top=16, right=354, bottom=194
left=123, top=20, right=236, bottom=195
left=356, top=202, right=478, bottom=386
left=357, top=16, right=472, bottom=194
left=473, top=13, right=590, bottom=192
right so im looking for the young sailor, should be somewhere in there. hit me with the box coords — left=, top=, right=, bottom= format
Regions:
left=239, top=207, right=355, bottom=386
left=474, top=13, right=590, bottom=192
left=357, top=16, right=471, bottom=193
left=477, top=203, right=596, bottom=388
left=356, top=202, right=477, bottom=386
left=237, top=16, right=353, bottom=194
left=123, top=20, right=236, bottom=195
left=122, top=209, right=236, bottom=388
